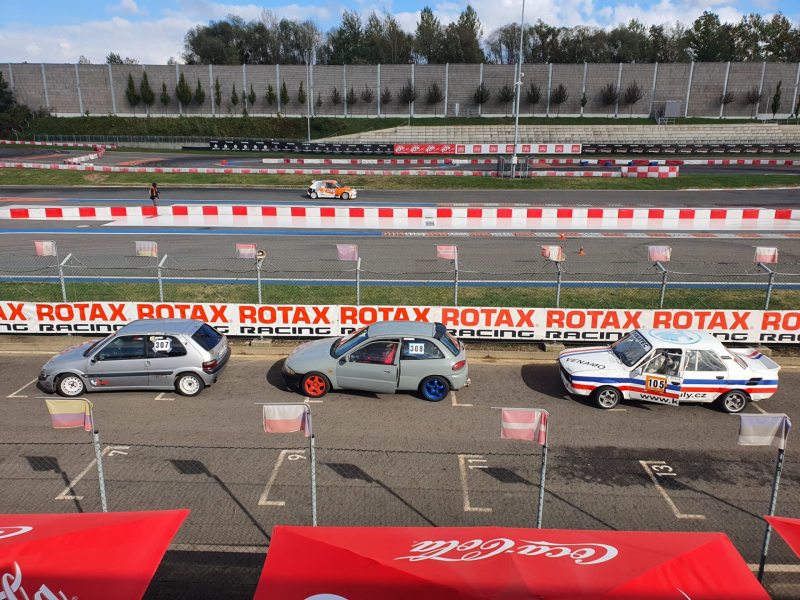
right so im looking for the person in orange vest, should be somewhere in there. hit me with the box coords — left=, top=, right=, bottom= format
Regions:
left=149, top=182, right=160, bottom=207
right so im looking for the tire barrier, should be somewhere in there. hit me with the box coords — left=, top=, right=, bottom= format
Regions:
left=0, top=140, right=116, bottom=149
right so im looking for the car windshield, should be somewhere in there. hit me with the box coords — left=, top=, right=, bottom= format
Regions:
left=82, top=337, right=108, bottom=357
left=611, top=331, right=652, bottom=367
left=332, top=326, right=369, bottom=358
left=330, top=182, right=341, bottom=188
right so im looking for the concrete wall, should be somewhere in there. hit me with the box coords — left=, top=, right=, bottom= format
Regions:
left=7, top=62, right=800, bottom=119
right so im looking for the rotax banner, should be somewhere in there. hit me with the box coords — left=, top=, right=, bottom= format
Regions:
left=1, top=302, right=800, bottom=343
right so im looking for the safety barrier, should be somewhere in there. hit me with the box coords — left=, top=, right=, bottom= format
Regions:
left=63, top=148, right=106, bottom=165
left=262, top=158, right=454, bottom=165
left=621, top=166, right=680, bottom=178
left=0, top=139, right=116, bottom=149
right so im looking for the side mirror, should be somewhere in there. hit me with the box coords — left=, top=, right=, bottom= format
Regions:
left=338, top=357, right=346, bottom=366
left=632, top=368, right=642, bottom=377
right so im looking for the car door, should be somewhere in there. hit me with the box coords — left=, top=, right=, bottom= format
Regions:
left=681, top=349, right=728, bottom=403
left=146, top=335, right=190, bottom=387
left=397, top=338, right=447, bottom=390
left=322, top=181, right=336, bottom=198
left=336, top=339, right=399, bottom=393
left=86, top=335, right=149, bottom=389
left=629, top=349, right=683, bottom=406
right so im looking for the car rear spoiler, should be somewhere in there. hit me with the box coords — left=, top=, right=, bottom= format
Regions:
left=730, top=348, right=781, bottom=372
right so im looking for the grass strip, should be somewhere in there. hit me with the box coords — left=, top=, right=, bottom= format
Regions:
left=0, top=169, right=798, bottom=190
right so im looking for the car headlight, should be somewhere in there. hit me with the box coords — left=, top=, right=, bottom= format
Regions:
left=282, top=364, right=296, bottom=376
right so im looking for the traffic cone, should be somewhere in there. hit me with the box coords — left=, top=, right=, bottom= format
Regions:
left=221, top=160, right=227, bottom=165
left=559, top=231, right=566, bottom=240
left=578, top=246, right=587, bottom=255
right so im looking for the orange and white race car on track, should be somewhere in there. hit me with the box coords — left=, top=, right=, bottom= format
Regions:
left=307, top=180, right=358, bottom=200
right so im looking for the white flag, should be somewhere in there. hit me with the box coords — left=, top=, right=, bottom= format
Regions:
left=755, top=247, right=778, bottom=264
left=739, top=414, right=791, bottom=450
left=541, top=246, right=564, bottom=262
left=437, top=245, right=457, bottom=260
left=135, top=241, right=158, bottom=257
left=337, top=244, right=359, bottom=260
left=501, top=409, right=548, bottom=444
left=648, top=246, right=672, bottom=262
left=262, top=404, right=311, bottom=437
left=236, top=244, right=257, bottom=259
left=34, top=241, right=57, bottom=257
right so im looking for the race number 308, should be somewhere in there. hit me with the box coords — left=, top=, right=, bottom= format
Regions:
left=408, top=343, right=425, bottom=355
left=645, top=375, right=667, bottom=392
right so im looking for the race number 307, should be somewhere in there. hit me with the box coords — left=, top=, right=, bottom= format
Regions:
left=645, top=375, right=667, bottom=392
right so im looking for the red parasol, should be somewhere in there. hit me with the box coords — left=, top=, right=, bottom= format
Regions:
left=254, top=525, right=769, bottom=599
left=0, top=510, right=188, bottom=600
left=764, top=515, right=800, bottom=559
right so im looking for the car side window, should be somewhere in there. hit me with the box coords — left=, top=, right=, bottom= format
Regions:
left=96, top=336, right=146, bottom=361
left=350, top=341, right=398, bottom=365
left=147, top=335, right=187, bottom=359
left=644, top=350, right=681, bottom=376
left=401, top=339, right=444, bottom=360
left=694, top=350, right=726, bottom=372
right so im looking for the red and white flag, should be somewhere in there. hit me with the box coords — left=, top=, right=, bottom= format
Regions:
left=541, top=246, right=564, bottom=262
left=135, top=241, right=158, bottom=258
left=236, top=243, right=257, bottom=259
left=437, top=245, right=458, bottom=260
left=337, top=244, right=359, bottom=260
left=34, top=240, right=57, bottom=256
left=755, top=247, right=778, bottom=264
left=648, top=246, right=672, bottom=262
left=501, top=409, right=548, bottom=444
left=262, top=404, right=311, bottom=437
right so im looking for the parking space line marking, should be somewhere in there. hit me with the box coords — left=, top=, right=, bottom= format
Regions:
left=752, top=403, right=767, bottom=414
left=154, top=392, right=175, bottom=401
left=608, top=408, right=627, bottom=412
left=169, top=543, right=269, bottom=553
left=458, top=454, right=492, bottom=513
left=258, top=449, right=305, bottom=506
left=55, top=445, right=130, bottom=501
left=639, top=460, right=705, bottom=520
left=451, top=392, right=472, bottom=407
left=7, top=379, right=38, bottom=398
left=304, top=399, right=323, bottom=404
left=747, top=564, right=800, bottom=573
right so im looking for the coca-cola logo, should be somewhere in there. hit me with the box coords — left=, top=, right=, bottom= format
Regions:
left=395, top=538, right=618, bottom=566
left=0, top=562, right=69, bottom=600
left=0, top=528, right=31, bottom=541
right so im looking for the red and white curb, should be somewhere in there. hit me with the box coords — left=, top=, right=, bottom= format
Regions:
left=0, top=140, right=116, bottom=149
left=383, top=231, right=800, bottom=238
left=64, top=148, right=106, bottom=165
left=1, top=204, right=796, bottom=231
left=262, top=158, right=454, bottom=165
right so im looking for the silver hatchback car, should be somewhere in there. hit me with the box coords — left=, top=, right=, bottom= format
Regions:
left=282, top=321, right=469, bottom=401
left=38, top=319, right=229, bottom=397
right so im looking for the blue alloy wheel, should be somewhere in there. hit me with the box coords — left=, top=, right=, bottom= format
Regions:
left=421, top=376, right=449, bottom=402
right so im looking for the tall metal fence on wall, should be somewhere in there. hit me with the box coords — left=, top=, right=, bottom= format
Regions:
left=1, top=253, right=798, bottom=311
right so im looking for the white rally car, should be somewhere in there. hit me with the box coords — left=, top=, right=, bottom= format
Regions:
left=558, top=329, right=780, bottom=413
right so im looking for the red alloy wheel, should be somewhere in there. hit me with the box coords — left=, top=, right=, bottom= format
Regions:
left=304, top=375, right=327, bottom=397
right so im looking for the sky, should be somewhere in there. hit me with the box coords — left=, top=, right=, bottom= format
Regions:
left=1, top=0, right=798, bottom=64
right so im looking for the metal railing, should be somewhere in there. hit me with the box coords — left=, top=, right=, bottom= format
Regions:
left=1, top=254, right=798, bottom=311
left=30, top=134, right=300, bottom=145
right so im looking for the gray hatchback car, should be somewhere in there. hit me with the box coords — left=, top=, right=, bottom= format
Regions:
left=282, top=321, right=469, bottom=401
left=38, top=319, right=229, bottom=397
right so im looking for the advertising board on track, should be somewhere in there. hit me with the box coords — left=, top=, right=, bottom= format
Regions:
left=582, top=143, right=800, bottom=156
left=2, top=302, right=800, bottom=344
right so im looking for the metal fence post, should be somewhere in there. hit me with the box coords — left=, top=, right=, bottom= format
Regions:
left=157, top=254, right=167, bottom=302
left=759, top=262, right=775, bottom=310
left=656, top=261, right=668, bottom=309
left=555, top=262, right=562, bottom=308
left=257, top=258, right=263, bottom=305
left=356, top=257, right=361, bottom=306
left=454, top=255, right=459, bottom=306
left=537, top=439, right=548, bottom=528
left=89, top=403, right=109, bottom=513
left=758, top=447, right=785, bottom=581
left=58, top=253, right=71, bottom=302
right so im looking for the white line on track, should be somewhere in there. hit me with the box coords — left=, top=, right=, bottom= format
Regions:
left=55, top=445, right=130, bottom=501
left=458, top=454, right=492, bottom=513
left=154, top=392, right=175, bottom=401
left=639, top=460, right=705, bottom=520
left=451, top=391, right=472, bottom=407
left=258, top=449, right=306, bottom=506
left=6, top=379, right=37, bottom=398
left=752, top=403, right=768, bottom=414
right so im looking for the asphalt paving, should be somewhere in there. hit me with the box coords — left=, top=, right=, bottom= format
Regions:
left=0, top=352, right=797, bottom=599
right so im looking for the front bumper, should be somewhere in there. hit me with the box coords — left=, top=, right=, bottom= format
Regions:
left=282, top=371, right=302, bottom=392
left=559, top=361, right=588, bottom=396
left=38, top=373, right=55, bottom=392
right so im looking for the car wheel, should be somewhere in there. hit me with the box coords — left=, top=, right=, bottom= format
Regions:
left=593, top=386, right=621, bottom=409
left=341, top=192, right=350, bottom=200
left=420, top=376, right=449, bottom=402
left=301, top=373, right=329, bottom=398
left=175, top=373, right=204, bottom=397
left=310, top=191, right=318, bottom=199
left=718, top=390, right=748, bottom=414
left=57, top=375, right=85, bottom=397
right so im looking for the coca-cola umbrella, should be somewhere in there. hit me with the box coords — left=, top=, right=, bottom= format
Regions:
left=254, top=526, right=769, bottom=600
left=0, top=510, right=188, bottom=600
left=765, top=516, right=800, bottom=558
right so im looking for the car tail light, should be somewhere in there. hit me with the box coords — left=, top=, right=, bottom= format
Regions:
left=202, top=359, right=217, bottom=371
left=452, top=360, right=466, bottom=371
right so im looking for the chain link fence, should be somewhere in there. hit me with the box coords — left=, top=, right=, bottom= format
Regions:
left=0, top=442, right=797, bottom=599
left=2, top=253, right=799, bottom=310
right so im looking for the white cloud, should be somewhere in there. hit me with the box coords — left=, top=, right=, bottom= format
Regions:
left=107, top=0, right=148, bottom=15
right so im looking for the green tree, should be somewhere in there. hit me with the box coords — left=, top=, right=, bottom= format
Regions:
left=398, top=79, right=419, bottom=119
left=498, top=82, right=515, bottom=116
left=231, top=84, right=239, bottom=110
left=139, top=71, right=155, bottom=115
left=360, top=86, right=375, bottom=116
left=175, top=73, right=192, bottom=106
left=327, top=10, right=365, bottom=64
left=125, top=73, right=140, bottom=115
left=346, top=86, right=358, bottom=115
left=315, top=92, right=323, bottom=115
left=414, top=7, right=444, bottom=63
left=550, top=83, right=568, bottom=116
left=0, top=72, right=15, bottom=112
left=441, top=6, right=485, bottom=63
left=745, top=86, right=762, bottom=118
left=214, top=77, right=222, bottom=114
left=623, top=80, right=644, bottom=117
left=297, top=82, right=307, bottom=112
left=526, top=83, right=541, bottom=116
left=686, top=11, right=735, bottom=61
left=194, top=79, right=206, bottom=107
left=426, top=82, right=444, bottom=116
left=248, top=84, right=256, bottom=109
left=265, top=84, right=277, bottom=115
left=601, top=82, right=620, bottom=117
left=770, top=80, right=782, bottom=118
left=473, top=82, right=491, bottom=115
left=280, top=81, right=290, bottom=109
left=330, top=87, right=342, bottom=116
left=159, top=82, right=171, bottom=116
left=720, top=90, right=735, bottom=118
left=380, top=87, right=392, bottom=116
